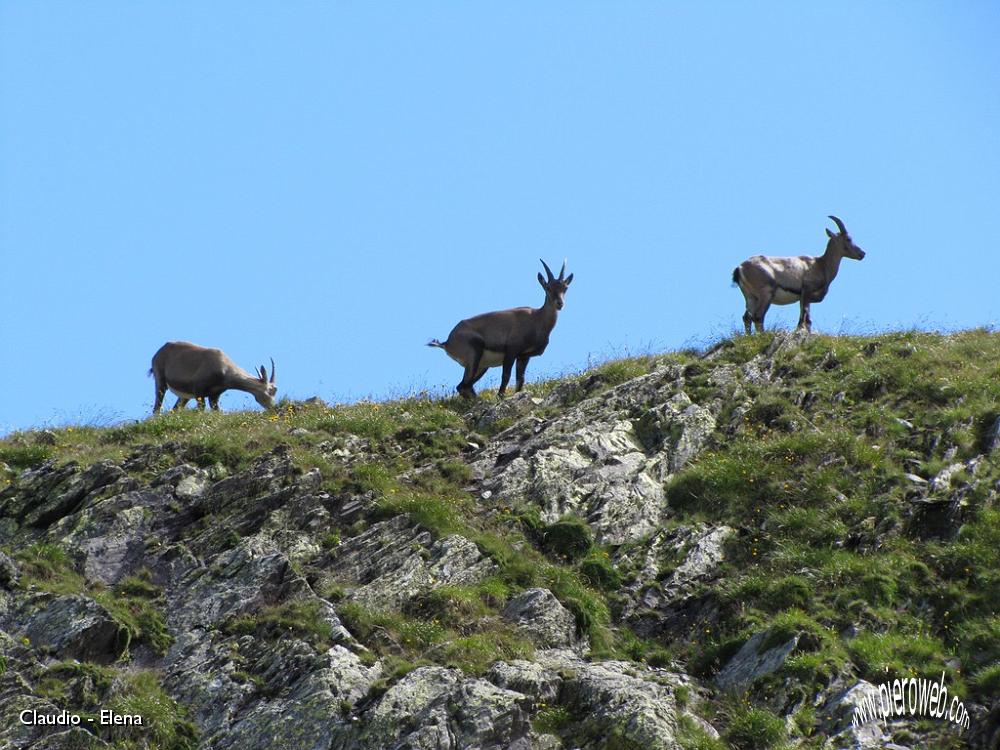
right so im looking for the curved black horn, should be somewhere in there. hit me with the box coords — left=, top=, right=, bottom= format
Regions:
left=828, top=215, right=847, bottom=235
left=269, top=357, right=276, bottom=384
left=540, top=259, right=555, bottom=283
left=559, top=258, right=567, bottom=281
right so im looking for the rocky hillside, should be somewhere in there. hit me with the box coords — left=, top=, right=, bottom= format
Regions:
left=1, top=330, right=998, bottom=750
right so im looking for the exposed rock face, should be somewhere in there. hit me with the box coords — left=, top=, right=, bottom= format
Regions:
left=819, top=680, right=896, bottom=750
left=486, top=660, right=561, bottom=703
left=471, top=368, right=717, bottom=545
left=58, top=493, right=155, bottom=585
left=715, top=629, right=799, bottom=694
left=331, top=516, right=496, bottom=610
left=621, top=523, right=734, bottom=622
left=502, top=588, right=581, bottom=650
left=15, top=594, right=126, bottom=664
left=536, top=650, right=682, bottom=750
left=355, top=666, right=533, bottom=749
left=0, top=551, right=18, bottom=588
left=2, top=331, right=996, bottom=750
left=1, top=459, right=130, bottom=532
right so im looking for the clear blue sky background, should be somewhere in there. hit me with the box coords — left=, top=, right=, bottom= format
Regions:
left=2, top=3, right=998, bottom=433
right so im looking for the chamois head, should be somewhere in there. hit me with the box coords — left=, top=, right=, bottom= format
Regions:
left=254, top=358, right=278, bottom=409
left=537, top=259, right=574, bottom=310
left=825, top=215, right=866, bottom=261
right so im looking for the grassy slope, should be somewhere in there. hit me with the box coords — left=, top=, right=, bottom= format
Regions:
left=2, top=328, right=999, bottom=749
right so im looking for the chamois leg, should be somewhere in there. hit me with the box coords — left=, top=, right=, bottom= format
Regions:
left=208, top=396, right=221, bottom=411
left=153, top=382, right=167, bottom=415
left=740, top=289, right=761, bottom=335
left=797, top=299, right=812, bottom=332
left=196, top=398, right=206, bottom=411
left=750, top=290, right=774, bottom=333
left=469, top=365, right=490, bottom=386
left=751, top=300, right=769, bottom=333
left=514, top=355, right=530, bottom=392
left=172, top=397, right=190, bottom=411
left=458, top=341, right=485, bottom=398
left=459, top=365, right=489, bottom=398
left=498, top=354, right=516, bottom=399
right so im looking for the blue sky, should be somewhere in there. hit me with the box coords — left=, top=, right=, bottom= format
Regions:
left=2, top=3, right=998, bottom=432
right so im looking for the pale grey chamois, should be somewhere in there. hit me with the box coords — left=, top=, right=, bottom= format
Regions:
left=733, top=215, right=865, bottom=334
left=428, top=259, right=574, bottom=398
left=150, top=341, right=277, bottom=414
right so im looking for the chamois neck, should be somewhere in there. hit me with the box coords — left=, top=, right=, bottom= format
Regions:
left=229, top=369, right=267, bottom=396
left=820, top=243, right=845, bottom=282
left=536, top=294, right=560, bottom=330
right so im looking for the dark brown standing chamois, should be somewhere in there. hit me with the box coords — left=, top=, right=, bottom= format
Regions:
left=733, top=215, right=866, bottom=334
left=150, top=341, right=277, bottom=414
left=428, top=259, right=574, bottom=398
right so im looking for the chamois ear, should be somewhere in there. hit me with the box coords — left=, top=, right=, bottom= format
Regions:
left=538, top=272, right=547, bottom=289
left=826, top=228, right=835, bottom=238
left=564, top=273, right=574, bottom=286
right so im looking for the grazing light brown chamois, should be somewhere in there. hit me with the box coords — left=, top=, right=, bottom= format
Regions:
left=429, top=259, right=574, bottom=398
left=150, top=341, right=277, bottom=414
left=733, top=215, right=865, bottom=334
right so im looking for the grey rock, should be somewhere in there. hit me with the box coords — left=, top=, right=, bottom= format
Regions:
left=190, top=448, right=300, bottom=519
left=477, top=424, right=665, bottom=546
left=640, top=393, right=717, bottom=475
left=715, top=629, right=799, bottom=694
left=0, top=551, right=18, bottom=588
left=361, top=666, right=532, bottom=749
left=929, top=462, right=965, bottom=493
left=33, top=730, right=115, bottom=749
left=621, top=524, right=732, bottom=619
left=332, top=516, right=496, bottom=610
left=162, top=629, right=255, bottom=736
left=907, top=496, right=965, bottom=541
left=19, top=594, right=127, bottom=663
left=56, top=489, right=159, bottom=585
left=819, top=680, right=893, bottom=749
left=681, top=711, right=721, bottom=740
left=502, top=588, right=580, bottom=650
left=153, top=462, right=202, bottom=487
left=988, top=415, right=1000, bottom=453
left=3, top=460, right=126, bottom=529
left=318, top=434, right=371, bottom=462
left=966, top=701, right=1000, bottom=750
left=470, top=365, right=715, bottom=546
left=537, top=651, right=681, bottom=750
left=176, top=474, right=210, bottom=500
left=0, top=688, right=112, bottom=750
left=171, top=539, right=351, bottom=645
left=670, top=525, right=732, bottom=585
left=210, top=642, right=380, bottom=750
left=472, top=390, right=540, bottom=431
left=486, top=660, right=561, bottom=703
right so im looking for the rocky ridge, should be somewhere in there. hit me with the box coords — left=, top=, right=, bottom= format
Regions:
left=1, top=330, right=998, bottom=749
